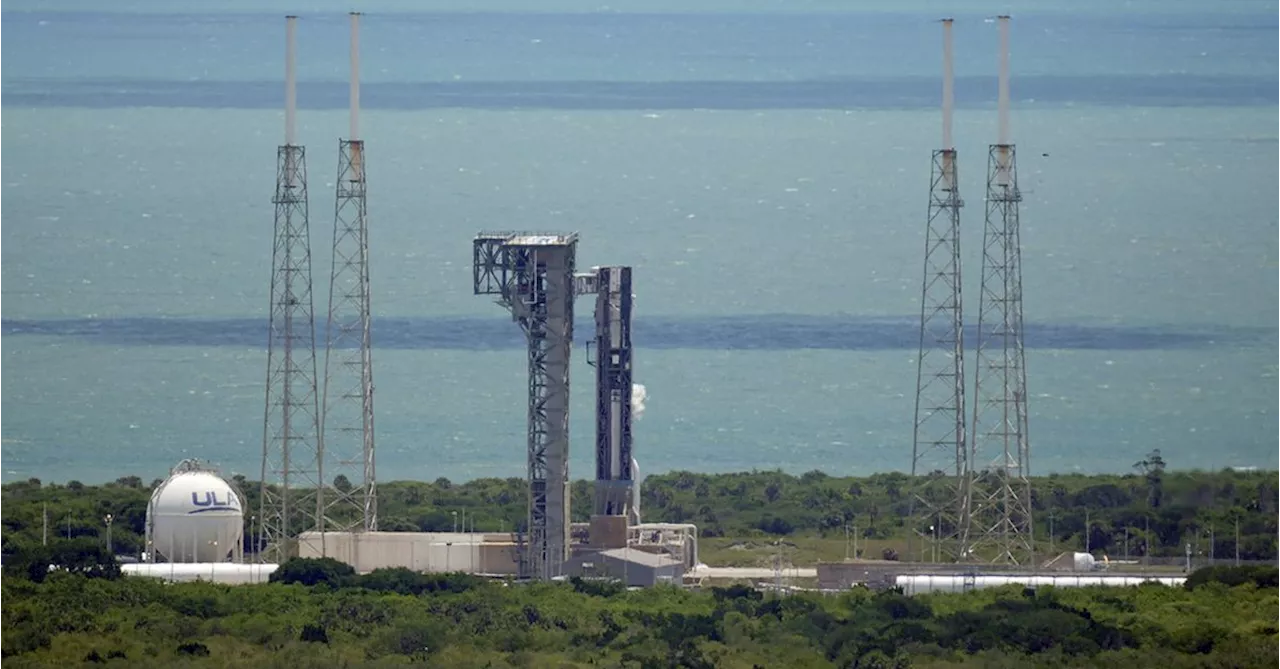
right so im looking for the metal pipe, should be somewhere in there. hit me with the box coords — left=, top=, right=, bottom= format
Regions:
left=349, top=12, right=361, bottom=142
left=285, top=16, right=298, bottom=147
left=997, top=15, right=1011, bottom=145
left=942, top=18, right=954, bottom=150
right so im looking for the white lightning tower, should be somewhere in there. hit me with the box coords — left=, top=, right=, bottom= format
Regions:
left=910, top=17, right=970, bottom=563
left=260, top=15, right=324, bottom=562
left=322, top=11, right=378, bottom=534
left=969, top=14, right=1033, bottom=565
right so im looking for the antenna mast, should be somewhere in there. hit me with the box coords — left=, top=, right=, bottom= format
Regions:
left=260, top=15, right=324, bottom=563
left=910, top=17, right=970, bottom=564
left=969, top=14, right=1034, bottom=566
left=322, top=11, right=378, bottom=534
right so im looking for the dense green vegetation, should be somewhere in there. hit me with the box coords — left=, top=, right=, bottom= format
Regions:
left=2, top=558, right=1276, bottom=667
left=3, top=462, right=1276, bottom=667
left=3, top=464, right=1275, bottom=564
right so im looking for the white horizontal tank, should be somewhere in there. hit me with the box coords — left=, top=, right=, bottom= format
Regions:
left=895, top=573, right=1185, bottom=595
left=146, top=461, right=244, bottom=563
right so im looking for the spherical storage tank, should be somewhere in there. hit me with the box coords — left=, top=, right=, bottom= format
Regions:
left=146, top=462, right=244, bottom=563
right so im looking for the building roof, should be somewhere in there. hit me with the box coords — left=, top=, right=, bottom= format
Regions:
left=505, top=234, right=577, bottom=247
left=596, top=548, right=683, bottom=569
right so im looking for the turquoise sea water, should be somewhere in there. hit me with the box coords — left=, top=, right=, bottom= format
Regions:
left=2, top=2, right=1276, bottom=484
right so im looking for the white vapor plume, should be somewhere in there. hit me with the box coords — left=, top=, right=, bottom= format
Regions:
left=631, top=383, right=648, bottom=419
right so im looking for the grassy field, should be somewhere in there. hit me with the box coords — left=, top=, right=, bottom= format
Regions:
left=699, top=533, right=906, bottom=568
left=698, top=533, right=1200, bottom=573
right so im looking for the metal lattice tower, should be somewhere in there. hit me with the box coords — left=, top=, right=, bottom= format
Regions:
left=910, top=17, right=970, bottom=564
left=259, top=15, right=324, bottom=563
left=474, top=232, right=578, bottom=580
left=577, top=267, right=637, bottom=523
left=969, top=15, right=1033, bottom=566
left=321, top=12, right=377, bottom=535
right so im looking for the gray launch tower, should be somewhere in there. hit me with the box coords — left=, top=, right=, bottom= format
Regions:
left=473, top=232, right=578, bottom=580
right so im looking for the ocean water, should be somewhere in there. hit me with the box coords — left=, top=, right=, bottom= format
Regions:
left=2, top=3, right=1276, bottom=484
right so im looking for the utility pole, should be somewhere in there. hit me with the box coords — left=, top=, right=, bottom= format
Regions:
left=1208, top=525, right=1214, bottom=565
left=1144, top=514, right=1150, bottom=569
left=104, top=514, right=114, bottom=554
left=774, top=540, right=783, bottom=595
left=1123, top=526, right=1129, bottom=561
left=1085, top=509, right=1090, bottom=553
left=1048, top=510, right=1055, bottom=556
left=933, top=516, right=940, bottom=563
left=1235, top=518, right=1240, bottom=566
left=42, top=503, right=48, bottom=546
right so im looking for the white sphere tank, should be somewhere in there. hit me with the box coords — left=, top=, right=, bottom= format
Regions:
left=147, top=467, right=244, bottom=563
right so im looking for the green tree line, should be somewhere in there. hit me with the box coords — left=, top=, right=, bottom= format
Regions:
left=2, top=466, right=1275, bottom=563
left=1, top=557, right=1276, bottom=667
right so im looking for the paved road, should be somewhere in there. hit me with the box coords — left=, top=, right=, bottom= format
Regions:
left=690, top=566, right=817, bottom=579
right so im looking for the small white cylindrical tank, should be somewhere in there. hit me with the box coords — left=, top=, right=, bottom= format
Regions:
left=1072, top=552, right=1096, bottom=572
left=147, top=465, right=244, bottom=563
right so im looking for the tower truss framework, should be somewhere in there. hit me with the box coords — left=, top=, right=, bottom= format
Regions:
left=259, top=141, right=324, bottom=563
left=474, top=232, right=578, bottom=580
left=968, top=142, right=1033, bottom=565
left=910, top=147, right=970, bottom=563
left=321, top=138, right=376, bottom=533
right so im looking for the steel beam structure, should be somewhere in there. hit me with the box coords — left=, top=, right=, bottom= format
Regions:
left=473, top=232, right=578, bottom=580
left=911, top=149, right=969, bottom=562
left=910, top=18, right=970, bottom=564
left=969, top=15, right=1033, bottom=566
left=259, top=15, right=323, bottom=563
left=321, top=12, right=376, bottom=536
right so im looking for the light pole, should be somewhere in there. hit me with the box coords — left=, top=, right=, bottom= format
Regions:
left=1144, top=514, right=1150, bottom=570
left=1084, top=509, right=1091, bottom=553
left=1048, top=510, right=1055, bottom=556
left=1235, top=518, right=1240, bottom=566
left=1208, top=525, right=1214, bottom=565
left=104, top=514, right=114, bottom=554
left=773, top=539, right=783, bottom=595
left=452, top=511, right=458, bottom=533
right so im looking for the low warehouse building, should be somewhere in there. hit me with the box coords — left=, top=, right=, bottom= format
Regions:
left=565, top=547, right=685, bottom=587
left=296, top=532, right=519, bottom=575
